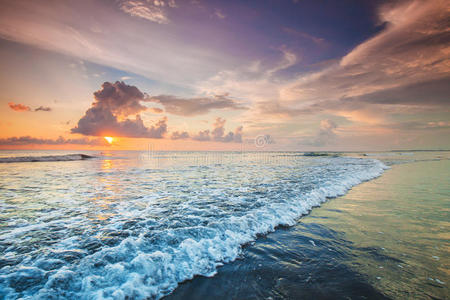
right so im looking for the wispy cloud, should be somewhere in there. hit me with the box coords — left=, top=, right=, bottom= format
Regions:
left=282, top=27, right=325, bottom=45
left=0, top=0, right=448, bottom=150
left=149, top=107, right=164, bottom=113
left=0, top=0, right=234, bottom=86
left=147, top=94, right=247, bottom=116
left=119, top=0, right=170, bottom=24
left=0, top=136, right=106, bottom=146
left=211, top=0, right=450, bottom=143
left=213, top=9, right=226, bottom=20
left=280, top=0, right=450, bottom=108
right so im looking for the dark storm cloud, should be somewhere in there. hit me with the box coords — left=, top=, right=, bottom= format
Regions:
left=71, top=81, right=167, bottom=138
left=0, top=136, right=106, bottom=145
left=147, top=94, right=247, bottom=116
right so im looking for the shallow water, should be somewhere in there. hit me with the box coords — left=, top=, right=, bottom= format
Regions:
left=0, top=151, right=448, bottom=299
left=169, top=154, right=450, bottom=300
left=0, top=151, right=387, bottom=299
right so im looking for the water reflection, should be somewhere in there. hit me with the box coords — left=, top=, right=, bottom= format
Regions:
left=168, top=158, right=449, bottom=300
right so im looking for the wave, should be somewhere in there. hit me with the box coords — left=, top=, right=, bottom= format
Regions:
left=0, top=158, right=388, bottom=299
left=0, top=154, right=94, bottom=163
left=303, top=152, right=341, bottom=157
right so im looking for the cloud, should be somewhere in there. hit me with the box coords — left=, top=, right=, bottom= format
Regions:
left=282, top=27, right=325, bottom=45
left=214, top=9, right=226, bottom=20
left=425, top=121, right=450, bottom=128
left=267, top=46, right=298, bottom=75
left=34, top=106, right=52, bottom=112
left=280, top=0, right=450, bottom=108
left=147, top=94, right=247, bottom=116
left=257, top=101, right=311, bottom=118
left=8, top=102, right=53, bottom=112
left=196, top=47, right=302, bottom=119
left=258, top=76, right=450, bottom=123
left=149, top=107, right=164, bottom=113
left=0, top=0, right=234, bottom=86
left=197, top=0, right=449, bottom=135
left=171, top=131, right=189, bottom=140
left=173, top=117, right=243, bottom=143
left=92, top=81, right=147, bottom=116
left=383, top=120, right=450, bottom=131
left=119, top=0, right=170, bottom=24
left=191, top=117, right=243, bottom=143
left=192, top=130, right=211, bottom=141
left=71, top=81, right=167, bottom=138
left=8, top=102, right=31, bottom=112
left=299, top=119, right=338, bottom=147
left=0, top=136, right=106, bottom=146
left=356, top=78, right=450, bottom=106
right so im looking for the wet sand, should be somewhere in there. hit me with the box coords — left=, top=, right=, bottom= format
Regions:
left=167, top=157, right=449, bottom=299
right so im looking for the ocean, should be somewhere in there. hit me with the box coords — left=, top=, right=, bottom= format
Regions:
left=0, top=150, right=448, bottom=299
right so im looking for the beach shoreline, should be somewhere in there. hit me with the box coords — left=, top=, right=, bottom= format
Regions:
left=167, top=157, right=449, bottom=299
left=0, top=151, right=448, bottom=299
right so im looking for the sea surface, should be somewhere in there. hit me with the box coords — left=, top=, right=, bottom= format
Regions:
left=0, top=150, right=448, bottom=299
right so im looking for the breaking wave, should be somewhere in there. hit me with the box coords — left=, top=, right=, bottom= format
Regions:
left=0, top=155, right=387, bottom=299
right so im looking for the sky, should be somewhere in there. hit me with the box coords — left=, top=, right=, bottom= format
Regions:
left=0, top=0, right=448, bottom=151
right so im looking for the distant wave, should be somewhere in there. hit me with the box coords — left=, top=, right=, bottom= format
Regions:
left=0, top=154, right=94, bottom=163
left=303, top=152, right=341, bottom=157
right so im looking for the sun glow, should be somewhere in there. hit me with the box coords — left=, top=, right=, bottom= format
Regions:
left=104, top=136, right=113, bottom=144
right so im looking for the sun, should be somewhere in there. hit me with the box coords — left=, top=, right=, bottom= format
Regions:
left=104, top=136, right=114, bottom=144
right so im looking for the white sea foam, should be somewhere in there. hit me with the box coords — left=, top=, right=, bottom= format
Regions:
left=0, top=155, right=388, bottom=299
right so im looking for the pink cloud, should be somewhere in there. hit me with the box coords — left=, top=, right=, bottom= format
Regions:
left=8, top=102, right=31, bottom=112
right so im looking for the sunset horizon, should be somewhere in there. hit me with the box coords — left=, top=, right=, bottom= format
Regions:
left=0, top=1, right=449, bottom=299
left=1, top=0, right=449, bottom=151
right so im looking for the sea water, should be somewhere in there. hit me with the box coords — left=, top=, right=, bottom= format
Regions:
left=168, top=151, right=450, bottom=300
left=0, top=151, right=387, bottom=299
